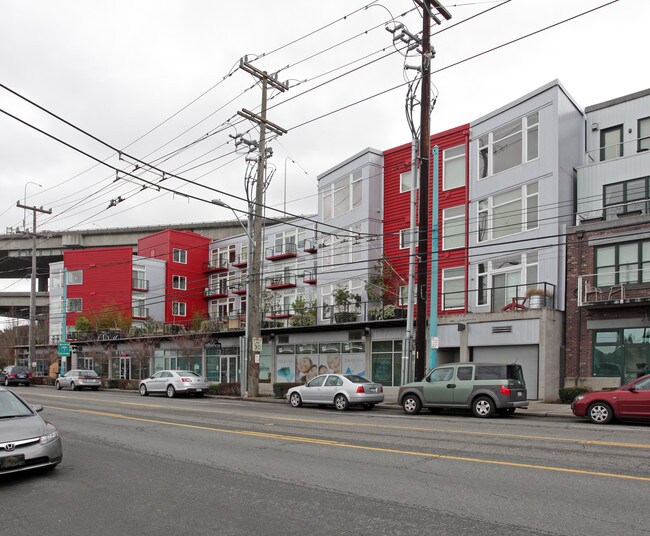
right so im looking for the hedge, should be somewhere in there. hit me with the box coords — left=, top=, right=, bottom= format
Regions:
left=208, top=382, right=241, bottom=396
left=273, top=382, right=302, bottom=399
left=558, top=386, right=590, bottom=404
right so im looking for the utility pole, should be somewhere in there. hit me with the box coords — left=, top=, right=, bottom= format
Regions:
left=238, top=58, right=288, bottom=397
left=414, top=1, right=451, bottom=381
left=16, top=202, right=52, bottom=374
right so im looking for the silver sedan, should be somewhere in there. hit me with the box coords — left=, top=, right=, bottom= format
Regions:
left=55, top=369, right=101, bottom=391
left=0, top=387, right=63, bottom=474
left=287, top=374, right=384, bottom=410
left=139, top=370, right=209, bottom=398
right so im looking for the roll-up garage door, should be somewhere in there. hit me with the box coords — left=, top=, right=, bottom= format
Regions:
left=473, top=345, right=538, bottom=400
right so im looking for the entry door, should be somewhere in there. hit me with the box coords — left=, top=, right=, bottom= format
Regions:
left=120, top=357, right=131, bottom=380
left=422, top=367, right=455, bottom=404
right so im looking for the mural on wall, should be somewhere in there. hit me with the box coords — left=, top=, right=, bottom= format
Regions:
left=274, top=342, right=366, bottom=382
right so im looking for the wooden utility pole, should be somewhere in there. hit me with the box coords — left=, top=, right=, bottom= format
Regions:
left=237, top=59, right=288, bottom=396
left=16, top=202, right=51, bottom=374
left=414, top=1, right=451, bottom=381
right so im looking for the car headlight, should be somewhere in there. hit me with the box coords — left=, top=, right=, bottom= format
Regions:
left=39, top=430, right=60, bottom=445
left=574, top=395, right=585, bottom=402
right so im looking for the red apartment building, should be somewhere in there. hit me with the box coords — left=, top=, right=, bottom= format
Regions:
left=382, top=124, right=470, bottom=315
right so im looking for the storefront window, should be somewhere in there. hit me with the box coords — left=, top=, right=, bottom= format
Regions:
left=371, top=340, right=403, bottom=387
left=593, top=328, right=650, bottom=384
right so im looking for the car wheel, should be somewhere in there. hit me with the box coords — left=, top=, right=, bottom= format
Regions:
left=289, top=392, right=302, bottom=407
left=362, top=403, right=375, bottom=410
left=4, top=378, right=8, bottom=386
left=402, top=394, right=422, bottom=415
left=139, top=384, right=148, bottom=396
left=473, top=396, right=495, bottom=418
left=70, top=382, right=76, bottom=391
left=587, top=402, right=614, bottom=424
left=166, top=385, right=176, bottom=398
left=55, top=381, right=62, bottom=390
left=334, top=394, right=349, bottom=411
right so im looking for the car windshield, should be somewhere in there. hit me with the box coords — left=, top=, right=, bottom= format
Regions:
left=12, top=367, right=29, bottom=374
left=79, top=371, right=98, bottom=378
left=0, top=391, right=34, bottom=418
left=344, top=375, right=370, bottom=383
left=177, top=371, right=200, bottom=377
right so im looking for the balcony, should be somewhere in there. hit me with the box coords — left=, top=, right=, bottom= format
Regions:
left=302, top=239, right=318, bottom=254
left=302, top=270, right=317, bottom=285
left=204, top=259, right=229, bottom=273
left=264, top=274, right=297, bottom=290
left=443, top=282, right=557, bottom=313
left=204, top=285, right=229, bottom=298
left=231, top=282, right=247, bottom=295
left=577, top=271, right=650, bottom=307
left=231, top=254, right=248, bottom=268
left=265, top=243, right=297, bottom=261
left=132, top=278, right=149, bottom=291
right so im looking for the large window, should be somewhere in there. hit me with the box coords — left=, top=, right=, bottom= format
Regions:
left=478, top=182, right=538, bottom=242
left=600, top=125, right=623, bottom=161
left=443, top=144, right=466, bottom=190
left=322, top=232, right=362, bottom=272
left=173, top=249, right=187, bottom=264
left=371, top=340, right=403, bottom=387
left=442, top=267, right=465, bottom=310
left=478, top=112, right=538, bottom=179
left=604, top=177, right=650, bottom=219
left=322, top=170, right=362, bottom=220
left=595, top=240, right=650, bottom=286
left=476, top=251, right=539, bottom=308
left=593, top=329, right=650, bottom=384
left=67, top=298, right=82, bottom=313
left=132, top=293, right=147, bottom=318
left=442, top=206, right=465, bottom=250
left=639, top=117, right=650, bottom=152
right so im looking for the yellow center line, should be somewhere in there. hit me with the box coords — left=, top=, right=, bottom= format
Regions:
left=47, top=405, right=650, bottom=483
left=35, top=392, right=650, bottom=451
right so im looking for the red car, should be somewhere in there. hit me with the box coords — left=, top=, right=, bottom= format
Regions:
left=571, top=374, right=650, bottom=424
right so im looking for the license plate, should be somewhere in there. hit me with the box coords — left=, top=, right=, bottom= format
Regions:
left=17, top=374, right=26, bottom=379
left=369, top=387, right=376, bottom=392
left=517, top=391, right=523, bottom=397
left=196, top=388, right=202, bottom=392
left=1, top=455, right=25, bottom=469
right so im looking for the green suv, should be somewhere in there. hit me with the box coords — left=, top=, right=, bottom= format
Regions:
left=397, top=362, right=528, bottom=418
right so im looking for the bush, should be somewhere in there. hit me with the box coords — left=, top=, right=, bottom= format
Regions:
left=208, top=382, right=240, bottom=396
left=559, top=386, right=590, bottom=404
left=273, top=382, right=302, bottom=399
left=105, top=379, right=119, bottom=389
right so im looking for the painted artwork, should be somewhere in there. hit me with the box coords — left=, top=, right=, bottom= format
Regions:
left=276, top=354, right=296, bottom=383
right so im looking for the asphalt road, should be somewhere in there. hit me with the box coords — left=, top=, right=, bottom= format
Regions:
left=2, top=386, right=649, bottom=536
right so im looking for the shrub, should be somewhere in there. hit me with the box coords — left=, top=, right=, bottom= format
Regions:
left=105, top=379, right=119, bottom=389
left=273, top=382, right=302, bottom=399
left=558, top=386, right=590, bottom=404
left=208, top=382, right=240, bottom=396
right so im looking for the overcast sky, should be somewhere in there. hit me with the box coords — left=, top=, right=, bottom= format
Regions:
left=0, top=0, right=647, bottom=293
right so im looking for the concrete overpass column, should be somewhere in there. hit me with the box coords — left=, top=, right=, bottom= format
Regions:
left=38, top=275, right=48, bottom=292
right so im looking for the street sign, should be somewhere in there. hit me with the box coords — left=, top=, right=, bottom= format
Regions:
left=252, top=337, right=263, bottom=352
left=430, top=337, right=439, bottom=349
left=57, top=342, right=71, bottom=357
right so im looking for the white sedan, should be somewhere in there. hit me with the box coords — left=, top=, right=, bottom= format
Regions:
left=139, top=370, right=209, bottom=398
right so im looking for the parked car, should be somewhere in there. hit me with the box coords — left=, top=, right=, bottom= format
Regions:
left=0, top=387, right=63, bottom=474
left=55, top=370, right=101, bottom=391
left=1, top=366, right=32, bottom=387
left=397, top=362, right=529, bottom=418
left=139, top=370, right=209, bottom=398
left=287, top=374, right=384, bottom=410
left=571, top=374, right=650, bottom=424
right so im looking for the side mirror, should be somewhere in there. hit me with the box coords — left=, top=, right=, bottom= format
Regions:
left=628, top=386, right=637, bottom=393
left=32, top=404, right=43, bottom=413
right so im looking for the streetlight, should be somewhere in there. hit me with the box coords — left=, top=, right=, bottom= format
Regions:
left=23, top=181, right=42, bottom=230
left=212, top=199, right=254, bottom=396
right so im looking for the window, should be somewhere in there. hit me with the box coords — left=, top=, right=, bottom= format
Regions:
left=132, top=293, right=147, bottom=318
left=639, top=117, right=650, bottom=152
left=50, top=271, right=63, bottom=289
left=600, top=125, right=623, bottom=161
left=66, top=298, right=82, bottom=313
left=442, top=267, right=465, bottom=310
left=399, top=285, right=409, bottom=307
left=478, top=113, right=539, bottom=179
left=400, top=170, right=418, bottom=193
left=172, top=275, right=187, bottom=290
left=595, top=240, right=650, bottom=286
left=322, top=170, right=362, bottom=220
left=478, top=182, right=538, bottom=242
left=173, top=249, right=187, bottom=264
left=172, top=302, right=186, bottom=317
left=132, top=265, right=147, bottom=290
left=592, top=328, right=650, bottom=384
left=400, top=227, right=418, bottom=249
left=457, top=366, right=473, bottom=381
left=429, top=367, right=454, bottom=382
left=476, top=252, right=539, bottom=308
left=68, top=270, right=83, bottom=285
left=443, top=145, right=466, bottom=190
left=604, top=177, right=650, bottom=219
left=322, top=232, right=360, bottom=272
left=442, top=206, right=465, bottom=250
left=371, top=339, right=403, bottom=387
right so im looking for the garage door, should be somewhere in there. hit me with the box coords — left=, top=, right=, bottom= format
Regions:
left=473, top=345, right=538, bottom=400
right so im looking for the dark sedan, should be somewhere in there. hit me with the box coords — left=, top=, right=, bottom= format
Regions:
left=571, top=374, right=650, bottom=424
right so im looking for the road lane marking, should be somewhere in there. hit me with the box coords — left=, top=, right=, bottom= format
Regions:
left=46, top=405, right=650, bottom=483
left=33, top=392, right=650, bottom=451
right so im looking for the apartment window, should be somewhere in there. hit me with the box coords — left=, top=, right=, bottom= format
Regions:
left=210, top=298, right=234, bottom=319
left=132, top=293, right=147, bottom=318
left=442, top=267, right=465, bottom=310
left=322, top=232, right=359, bottom=272
left=50, top=271, right=63, bottom=289
left=443, top=145, right=466, bottom=190
left=595, top=240, right=650, bottom=286
left=476, top=252, right=539, bottom=307
left=478, top=112, right=539, bottom=179
left=173, top=249, right=187, bottom=264
left=442, top=206, right=465, bottom=250
left=68, top=270, right=83, bottom=285
left=172, top=302, right=186, bottom=317
left=600, top=125, right=623, bottom=161
left=400, top=227, right=418, bottom=249
left=399, top=285, right=409, bottom=307
left=132, top=265, right=147, bottom=290
left=604, top=177, right=650, bottom=219
left=322, top=170, right=362, bottom=220
left=400, top=170, right=418, bottom=193
left=66, top=298, right=82, bottom=313
left=478, top=182, right=538, bottom=242
left=639, top=117, right=650, bottom=152
left=172, top=275, right=187, bottom=290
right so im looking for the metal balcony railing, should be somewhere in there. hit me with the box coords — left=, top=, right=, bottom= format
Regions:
left=577, top=270, right=650, bottom=306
